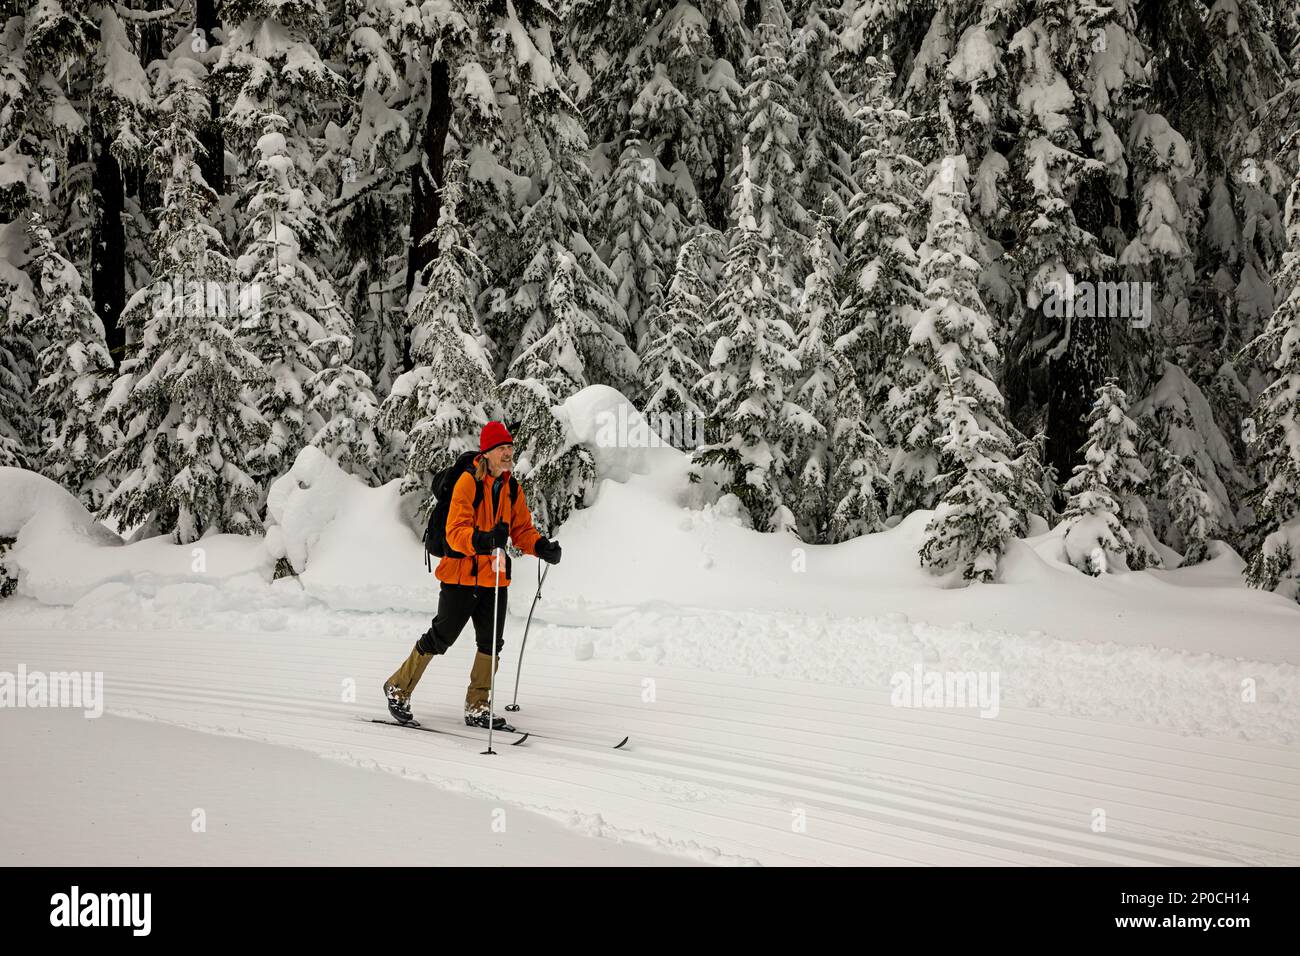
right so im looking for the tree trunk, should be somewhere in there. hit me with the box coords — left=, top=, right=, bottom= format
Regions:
left=405, top=60, right=451, bottom=292
left=1046, top=312, right=1110, bottom=508
left=195, top=0, right=224, bottom=193
left=92, top=134, right=127, bottom=369
left=403, top=59, right=452, bottom=372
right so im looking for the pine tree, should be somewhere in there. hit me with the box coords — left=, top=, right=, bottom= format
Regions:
left=790, top=218, right=836, bottom=540
left=27, top=213, right=116, bottom=509
left=791, top=218, right=889, bottom=542
left=1157, top=448, right=1219, bottom=567
left=497, top=102, right=637, bottom=397
left=826, top=381, right=892, bottom=543
left=896, top=153, right=1042, bottom=576
left=569, top=0, right=748, bottom=230
left=837, top=47, right=923, bottom=424
left=0, top=7, right=71, bottom=469
left=499, top=376, right=596, bottom=536
left=0, top=267, right=37, bottom=470
left=639, top=233, right=714, bottom=430
left=1061, top=382, right=1160, bottom=574
left=236, top=112, right=337, bottom=485
left=1131, top=362, right=1241, bottom=551
left=1244, top=164, right=1300, bottom=601
left=381, top=164, right=498, bottom=513
left=788, top=7, right=856, bottom=226
left=306, top=332, right=382, bottom=486
left=888, top=155, right=1019, bottom=515
left=1150, top=0, right=1290, bottom=376
left=689, top=149, right=806, bottom=533
left=324, top=0, right=422, bottom=405
left=919, top=393, right=1022, bottom=582
left=213, top=0, right=343, bottom=137
left=740, top=19, right=809, bottom=272
left=100, top=63, right=268, bottom=543
left=599, top=133, right=673, bottom=352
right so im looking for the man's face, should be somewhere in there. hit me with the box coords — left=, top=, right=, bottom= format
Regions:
left=485, top=443, right=513, bottom=474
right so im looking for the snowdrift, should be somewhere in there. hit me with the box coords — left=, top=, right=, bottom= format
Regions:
left=0, top=467, right=270, bottom=606
left=263, top=445, right=440, bottom=612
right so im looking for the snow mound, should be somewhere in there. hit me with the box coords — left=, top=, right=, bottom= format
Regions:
left=0, top=466, right=269, bottom=605
left=555, top=384, right=682, bottom=483
left=1, top=467, right=120, bottom=602
left=0, top=466, right=117, bottom=543
left=264, top=446, right=438, bottom=612
left=265, top=446, right=360, bottom=573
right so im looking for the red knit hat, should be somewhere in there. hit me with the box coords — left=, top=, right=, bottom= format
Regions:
left=479, top=421, right=513, bottom=453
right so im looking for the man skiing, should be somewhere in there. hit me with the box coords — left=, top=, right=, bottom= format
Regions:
left=383, top=421, right=562, bottom=729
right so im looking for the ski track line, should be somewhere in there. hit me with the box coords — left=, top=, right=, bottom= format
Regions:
left=5, top=624, right=1298, bottom=866
left=106, top=703, right=1220, bottom=867
left=48, top=651, right=1300, bottom=799
left=511, top=657, right=1300, bottom=760
left=5, top=634, right=1294, bottom=832
left=13, top=629, right=1297, bottom=777
left=11, top=642, right=1299, bottom=820
left=52, top=655, right=1300, bottom=820
left=97, top=671, right=1300, bottom=819
left=65, top=671, right=1300, bottom=868
left=9, top=623, right=1297, bottom=768
left=106, top=706, right=999, bottom=866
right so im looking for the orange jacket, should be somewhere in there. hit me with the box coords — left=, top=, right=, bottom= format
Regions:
left=436, top=455, right=542, bottom=588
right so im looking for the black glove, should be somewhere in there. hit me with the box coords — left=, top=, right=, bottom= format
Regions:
left=472, top=521, right=509, bottom=554
left=535, top=537, right=562, bottom=565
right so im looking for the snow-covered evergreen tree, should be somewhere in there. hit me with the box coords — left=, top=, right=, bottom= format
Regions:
left=213, top=0, right=343, bottom=137
left=499, top=375, right=597, bottom=536
left=689, top=149, right=807, bottom=534
left=496, top=101, right=637, bottom=397
left=322, top=0, right=423, bottom=406
left=837, top=47, right=923, bottom=423
left=790, top=218, right=836, bottom=539
left=1060, top=382, right=1160, bottom=575
left=0, top=274, right=37, bottom=470
left=919, top=393, right=1022, bottom=582
left=598, top=133, right=673, bottom=351
left=27, top=213, right=116, bottom=509
left=0, top=6, right=75, bottom=469
left=1244, top=163, right=1300, bottom=602
left=888, top=155, right=1018, bottom=515
left=1131, top=362, right=1240, bottom=550
left=639, top=233, right=714, bottom=429
left=739, top=19, right=809, bottom=271
left=570, top=0, right=748, bottom=229
left=381, top=164, right=498, bottom=513
left=100, top=63, right=268, bottom=542
left=826, top=379, right=892, bottom=543
left=788, top=6, right=856, bottom=225
left=791, top=218, right=889, bottom=542
left=306, top=332, right=382, bottom=486
left=1156, top=448, right=1219, bottom=567
left=236, top=112, right=337, bottom=485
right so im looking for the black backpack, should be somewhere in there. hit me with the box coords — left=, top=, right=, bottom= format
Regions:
left=423, top=451, right=519, bottom=571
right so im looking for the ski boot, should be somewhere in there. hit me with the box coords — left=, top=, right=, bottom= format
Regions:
left=464, top=709, right=515, bottom=732
left=384, top=683, right=417, bottom=725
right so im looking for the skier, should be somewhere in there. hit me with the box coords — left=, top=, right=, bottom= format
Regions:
left=383, top=421, right=562, bottom=729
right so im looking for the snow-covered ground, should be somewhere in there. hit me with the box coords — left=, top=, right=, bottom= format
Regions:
left=2, top=389, right=1298, bottom=865
left=1, top=706, right=686, bottom=866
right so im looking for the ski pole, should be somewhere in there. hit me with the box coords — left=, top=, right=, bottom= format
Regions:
left=483, top=545, right=502, bottom=756
left=505, top=560, right=549, bottom=713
